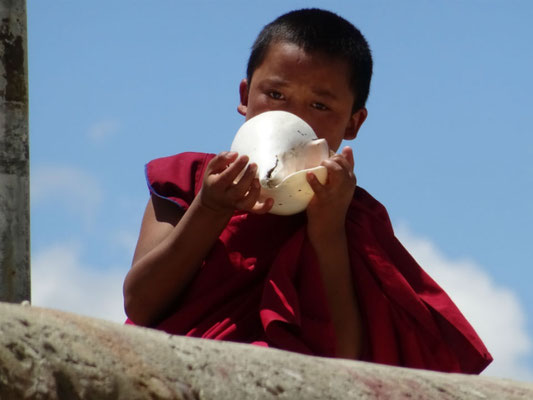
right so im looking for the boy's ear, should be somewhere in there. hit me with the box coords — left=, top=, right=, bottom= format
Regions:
left=344, top=107, right=368, bottom=140
left=237, top=79, right=249, bottom=116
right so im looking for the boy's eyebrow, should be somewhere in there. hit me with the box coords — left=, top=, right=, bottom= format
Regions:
left=310, top=87, right=339, bottom=100
left=259, top=78, right=339, bottom=100
left=259, top=77, right=289, bottom=87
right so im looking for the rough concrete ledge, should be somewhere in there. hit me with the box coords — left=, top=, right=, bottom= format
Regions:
left=0, top=302, right=531, bottom=399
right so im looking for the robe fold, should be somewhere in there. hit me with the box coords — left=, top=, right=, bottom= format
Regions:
left=126, top=151, right=492, bottom=374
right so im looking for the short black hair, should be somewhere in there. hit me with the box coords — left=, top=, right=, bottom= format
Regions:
left=246, top=8, right=373, bottom=112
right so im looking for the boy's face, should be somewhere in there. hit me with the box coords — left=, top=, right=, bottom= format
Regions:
left=238, top=41, right=367, bottom=152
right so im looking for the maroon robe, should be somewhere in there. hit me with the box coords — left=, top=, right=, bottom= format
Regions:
left=126, top=152, right=492, bottom=374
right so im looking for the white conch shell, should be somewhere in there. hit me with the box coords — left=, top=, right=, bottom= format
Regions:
left=230, top=111, right=329, bottom=215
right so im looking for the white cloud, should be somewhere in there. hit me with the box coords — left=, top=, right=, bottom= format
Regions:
left=87, top=119, right=121, bottom=143
left=395, top=223, right=533, bottom=381
left=31, top=242, right=128, bottom=324
left=31, top=165, right=103, bottom=226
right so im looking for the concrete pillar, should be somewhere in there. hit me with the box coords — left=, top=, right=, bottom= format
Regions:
left=0, top=0, right=30, bottom=303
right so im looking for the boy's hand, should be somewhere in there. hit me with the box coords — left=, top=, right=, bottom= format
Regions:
left=306, top=146, right=356, bottom=243
left=198, top=152, right=272, bottom=216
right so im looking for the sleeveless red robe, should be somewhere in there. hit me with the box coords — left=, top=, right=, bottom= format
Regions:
left=126, top=152, right=492, bottom=374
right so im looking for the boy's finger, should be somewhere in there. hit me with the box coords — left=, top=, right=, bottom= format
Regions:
left=218, top=155, right=249, bottom=185
left=306, top=171, right=326, bottom=194
left=322, top=158, right=345, bottom=175
left=207, top=151, right=239, bottom=174
left=231, top=163, right=258, bottom=196
left=236, top=178, right=261, bottom=210
left=341, top=146, right=355, bottom=169
left=328, top=154, right=352, bottom=173
left=323, top=157, right=357, bottom=188
left=250, top=197, right=274, bottom=214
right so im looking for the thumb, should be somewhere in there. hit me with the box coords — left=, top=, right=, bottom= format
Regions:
left=341, top=146, right=354, bottom=169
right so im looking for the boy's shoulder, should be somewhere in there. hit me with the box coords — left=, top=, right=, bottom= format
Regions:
left=351, top=187, right=394, bottom=232
left=146, top=152, right=214, bottom=209
left=147, top=152, right=213, bottom=174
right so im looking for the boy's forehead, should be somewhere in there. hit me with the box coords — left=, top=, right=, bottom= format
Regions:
left=261, top=41, right=336, bottom=65
left=253, top=41, right=353, bottom=88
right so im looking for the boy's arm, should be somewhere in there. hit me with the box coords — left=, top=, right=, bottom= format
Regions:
left=306, top=146, right=362, bottom=359
left=123, top=152, right=271, bottom=327
left=308, top=228, right=362, bottom=360
left=123, top=194, right=231, bottom=326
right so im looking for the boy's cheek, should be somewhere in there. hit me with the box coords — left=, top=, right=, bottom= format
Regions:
left=253, top=97, right=280, bottom=115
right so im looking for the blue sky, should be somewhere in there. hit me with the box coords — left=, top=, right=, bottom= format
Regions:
left=27, top=1, right=532, bottom=380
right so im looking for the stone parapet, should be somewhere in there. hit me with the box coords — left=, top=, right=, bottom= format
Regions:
left=0, top=302, right=531, bottom=399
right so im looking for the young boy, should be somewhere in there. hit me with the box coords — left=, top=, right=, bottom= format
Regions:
left=123, top=8, right=492, bottom=373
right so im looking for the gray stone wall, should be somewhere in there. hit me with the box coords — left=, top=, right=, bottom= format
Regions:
left=0, top=0, right=30, bottom=302
left=1, top=302, right=532, bottom=399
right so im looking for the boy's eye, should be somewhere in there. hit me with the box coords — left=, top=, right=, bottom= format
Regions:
left=312, top=102, right=328, bottom=111
left=268, top=91, right=284, bottom=100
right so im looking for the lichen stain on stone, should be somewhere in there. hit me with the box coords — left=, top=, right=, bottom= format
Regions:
left=0, top=17, right=27, bottom=103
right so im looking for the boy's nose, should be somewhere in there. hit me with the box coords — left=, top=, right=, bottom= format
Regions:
left=281, top=102, right=311, bottom=126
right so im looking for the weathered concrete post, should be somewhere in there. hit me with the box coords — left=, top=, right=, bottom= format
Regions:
left=0, top=0, right=30, bottom=303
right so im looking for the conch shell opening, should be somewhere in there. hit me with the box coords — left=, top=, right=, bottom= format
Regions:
left=230, top=111, right=330, bottom=215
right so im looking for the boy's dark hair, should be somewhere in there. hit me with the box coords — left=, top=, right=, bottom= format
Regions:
left=246, top=8, right=373, bottom=112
